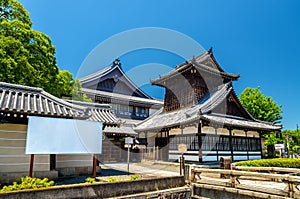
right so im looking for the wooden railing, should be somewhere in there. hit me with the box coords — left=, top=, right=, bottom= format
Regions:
left=190, top=168, right=300, bottom=198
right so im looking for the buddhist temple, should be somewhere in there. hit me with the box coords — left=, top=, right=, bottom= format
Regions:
left=135, top=49, right=282, bottom=162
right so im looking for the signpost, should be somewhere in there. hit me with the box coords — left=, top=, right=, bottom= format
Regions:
left=275, top=144, right=285, bottom=157
left=125, top=137, right=134, bottom=175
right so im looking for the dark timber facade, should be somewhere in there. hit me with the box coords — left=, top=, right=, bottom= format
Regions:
left=79, top=59, right=163, bottom=121
left=79, top=59, right=163, bottom=162
left=135, top=49, right=282, bottom=162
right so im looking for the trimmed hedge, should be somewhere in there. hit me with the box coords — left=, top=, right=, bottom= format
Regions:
left=236, top=158, right=300, bottom=168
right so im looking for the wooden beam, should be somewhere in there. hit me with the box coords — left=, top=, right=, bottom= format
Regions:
left=93, top=155, right=97, bottom=179
left=198, top=121, right=202, bottom=163
left=228, top=128, right=234, bottom=161
left=245, top=131, right=249, bottom=160
left=29, top=154, right=34, bottom=178
left=259, top=131, right=264, bottom=159
left=215, top=128, right=219, bottom=161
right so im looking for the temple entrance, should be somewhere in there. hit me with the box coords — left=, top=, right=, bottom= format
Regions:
left=155, top=137, right=169, bottom=161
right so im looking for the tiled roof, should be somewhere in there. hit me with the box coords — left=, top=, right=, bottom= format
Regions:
left=0, top=82, right=122, bottom=125
left=81, top=88, right=163, bottom=108
left=79, top=61, right=153, bottom=99
left=0, top=82, right=88, bottom=119
left=200, top=114, right=282, bottom=131
left=103, top=125, right=137, bottom=136
left=135, top=83, right=282, bottom=132
left=66, top=100, right=121, bottom=125
left=151, top=50, right=240, bottom=85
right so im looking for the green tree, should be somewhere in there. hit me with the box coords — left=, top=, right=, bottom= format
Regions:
left=239, top=87, right=283, bottom=156
left=239, top=87, right=282, bottom=123
left=72, top=79, right=92, bottom=102
left=282, top=129, right=300, bottom=155
left=0, top=0, right=74, bottom=98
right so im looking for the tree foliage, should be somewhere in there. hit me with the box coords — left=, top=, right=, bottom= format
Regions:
left=0, top=0, right=91, bottom=101
left=72, top=79, right=92, bottom=102
left=239, top=87, right=282, bottom=124
left=239, top=87, right=283, bottom=154
left=281, top=129, right=300, bottom=155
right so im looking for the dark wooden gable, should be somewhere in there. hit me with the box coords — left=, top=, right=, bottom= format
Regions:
left=82, top=61, right=151, bottom=99
left=212, top=90, right=253, bottom=120
left=163, top=65, right=210, bottom=112
left=153, top=50, right=239, bottom=113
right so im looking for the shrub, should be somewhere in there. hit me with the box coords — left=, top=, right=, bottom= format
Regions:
left=129, top=175, right=140, bottom=181
left=236, top=158, right=300, bottom=168
left=85, top=177, right=96, bottom=184
left=108, top=177, right=117, bottom=182
left=0, top=176, right=54, bottom=192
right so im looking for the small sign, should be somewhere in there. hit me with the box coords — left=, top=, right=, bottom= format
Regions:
left=125, top=137, right=134, bottom=144
left=178, top=144, right=187, bottom=153
left=275, top=144, right=284, bottom=150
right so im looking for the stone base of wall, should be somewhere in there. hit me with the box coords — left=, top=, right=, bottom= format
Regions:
left=0, top=166, right=101, bottom=184
left=57, top=166, right=101, bottom=177
left=107, top=186, right=191, bottom=199
left=0, top=170, right=58, bottom=184
left=0, top=176, right=184, bottom=199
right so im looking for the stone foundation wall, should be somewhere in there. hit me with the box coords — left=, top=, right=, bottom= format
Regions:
left=0, top=176, right=184, bottom=199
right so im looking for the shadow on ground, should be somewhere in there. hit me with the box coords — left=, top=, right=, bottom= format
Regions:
left=55, top=168, right=128, bottom=185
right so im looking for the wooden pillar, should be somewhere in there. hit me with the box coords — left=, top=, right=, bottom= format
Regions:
left=93, top=155, right=97, bottom=178
left=50, top=154, right=56, bottom=170
left=245, top=130, right=249, bottom=160
left=29, top=154, right=34, bottom=178
left=215, top=128, right=219, bottom=161
left=228, top=128, right=234, bottom=162
left=259, top=131, right=264, bottom=159
left=145, top=132, right=148, bottom=148
left=109, top=140, right=112, bottom=161
left=198, top=121, right=202, bottom=163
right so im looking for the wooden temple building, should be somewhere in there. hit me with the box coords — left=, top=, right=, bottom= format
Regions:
left=135, top=49, right=282, bottom=162
left=79, top=59, right=163, bottom=124
left=0, top=81, right=136, bottom=183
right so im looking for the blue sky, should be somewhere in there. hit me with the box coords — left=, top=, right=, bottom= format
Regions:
left=19, top=0, right=300, bottom=130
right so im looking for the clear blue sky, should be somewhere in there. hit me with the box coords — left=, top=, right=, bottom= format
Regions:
left=19, top=0, right=300, bottom=130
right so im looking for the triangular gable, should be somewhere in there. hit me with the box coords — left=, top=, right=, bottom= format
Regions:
left=211, top=89, right=254, bottom=120
left=151, top=49, right=240, bottom=87
left=80, top=62, right=152, bottom=99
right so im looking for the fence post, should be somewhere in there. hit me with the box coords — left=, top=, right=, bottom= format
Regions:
left=190, top=169, right=195, bottom=182
left=230, top=173, right=235, bottom=188
left=288, top=181, right=294, bottom=198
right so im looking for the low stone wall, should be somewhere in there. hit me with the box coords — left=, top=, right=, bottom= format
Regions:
left=57, top=166, right=100, bottom=177
left=108, top=186, right=191, bottom=199
left=0, top=176, right=184, bottom=199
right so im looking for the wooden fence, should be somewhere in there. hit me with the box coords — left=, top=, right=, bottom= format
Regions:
left=190, top=168, right=300, bottom=198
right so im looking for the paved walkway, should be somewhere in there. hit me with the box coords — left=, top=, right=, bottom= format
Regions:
left=101, top=161, right=180, bottom=178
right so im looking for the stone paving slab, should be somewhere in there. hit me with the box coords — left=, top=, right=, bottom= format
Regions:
left=101, top=162, right=180, bottom=178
